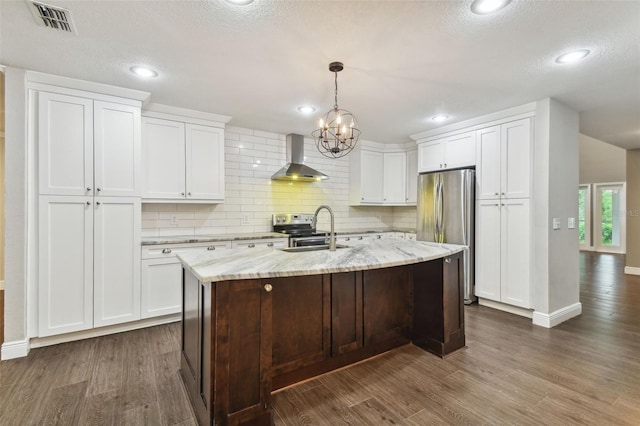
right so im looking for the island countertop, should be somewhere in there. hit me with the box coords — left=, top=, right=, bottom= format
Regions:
left=178, top=239, right=465, bottom=282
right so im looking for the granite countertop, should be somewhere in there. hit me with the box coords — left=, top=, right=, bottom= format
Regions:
left=318, top=228, right=417, bottom=235
left=178, top=239, right=464, bottom=282
left=142, top=232, right=289, bottom=246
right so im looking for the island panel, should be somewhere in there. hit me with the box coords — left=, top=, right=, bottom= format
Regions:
left=331, top=271, right=363, bottom=356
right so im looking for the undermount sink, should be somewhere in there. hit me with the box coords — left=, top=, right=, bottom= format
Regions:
left=279, top=244, right=349, bottom=253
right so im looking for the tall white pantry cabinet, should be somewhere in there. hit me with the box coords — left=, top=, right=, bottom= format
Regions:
left=36, top=90, right=142, bottom=337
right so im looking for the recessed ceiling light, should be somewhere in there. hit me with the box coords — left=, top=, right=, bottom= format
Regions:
left=431, top=114, right=450, bottom=122
left=224, top=0, right=254, bottom=4
left=555, top=49, right=591, bottom=64
left=470, top=0, right=512, bottom=15
left=129, top=66, right=158, bottom=78
left=297, top=105, right=316, bottom=114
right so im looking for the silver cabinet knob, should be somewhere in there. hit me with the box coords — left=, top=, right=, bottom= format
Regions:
left=345, top=237, right=350, bottom=241
left=96, top=188, right=101, bottom=192
left=181, top=192, right=185, bottom=196
left=267, top=242, right=274, bottom=247
left=444, top=163, right=447, bottom=168
left=86, top=201, right=91, bottom=206
left=207, top=246, right=215, bottom=251
left=376, top=235, right=382, bottom=239
left=162, top=248, right=172, bottom=254
left=86, top=187, right=92, bottom=191
left=495, top=203, right=499, bottom=206
left=494, top=192, right=499, bottom=196
left=444, top=257, right=451, bottom=264
left=96, top=201, right=101, bottom=205
left=358, top=236, right=363, bottom=240
left=248, top=243, right=255, bottom=248
left=188, top=192, right=192, bottom=196
left=501, top=192, right=505, bottom=195
left=264, top=283, right=273, bottom=292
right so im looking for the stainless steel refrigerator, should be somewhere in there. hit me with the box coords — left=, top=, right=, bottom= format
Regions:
left=417, top=169, right=475, bottom=304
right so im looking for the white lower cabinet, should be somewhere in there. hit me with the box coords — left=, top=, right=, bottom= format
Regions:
left=475, top=198, right=531, bottom=308
left=38, top=195, right=141, bottom=337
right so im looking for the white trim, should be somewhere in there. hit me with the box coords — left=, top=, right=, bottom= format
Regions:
left=28, top=82, right=142, bottom=107
left=0, top=280, right=4, bottom=291
left=580, top=246, right=596, bottom=252
left=142, top=103, right=231, bottom=125
left=410, top=102, right=537, bottom=141
left=26, top=71, right=150, bottom=103
left=593, top=182, right=626, bottom=254
left=29, top=314, right=180, bottom=349
left=477, top=298, right=534, bottom=318
left=532, top=302, right=582, bottom=328
left=1, top=339, right=31, bottom=360
left=624, top=266, right=640, bottom=275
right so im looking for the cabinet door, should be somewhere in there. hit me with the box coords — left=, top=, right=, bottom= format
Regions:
left=271, top=275, right=330, bottom=376
left=383, top=152, right=407, bottom=203
left=501, top=199, right=531, bottom=308
left=476, top=126, right=501, bottom=200
left=331, top=272, right=363, bottom=356
left=185, top=124, right=225, bottom=201
left=406, top=149, right=418, bottom=204
left=93, top=197, right=141, bottom=327
left=141, top=117, right=186, bottom=199
left=418, top=140, right=445, bottom=172
left=502, top=118, right=531, bottom=199
left=360, top=150, right=384, bottom=203
left=94, top=101, right=141, bottom=196
left=141, top=258, right=182, bottom=319
left=363, top=265, right=412, bottom=346
left=444, top=131, right=476, bottom=169
left=38, top=92, right=93, bottom=196
left=474, top=200, right=501, bottom=301
left=38, top=196, right=93, bottom=336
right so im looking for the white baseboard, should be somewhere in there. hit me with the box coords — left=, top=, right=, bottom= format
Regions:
left=29, top=314, right=181, bottom=349
left=532, top=302, right=582, bottom=328
left=624, top=266, right=640, bottom=276
left=477, top=298, right=534, bottom=318
left=1, top=339, right=31, bottom=360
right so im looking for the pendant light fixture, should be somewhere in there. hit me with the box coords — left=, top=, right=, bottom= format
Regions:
left=312, top=62, right=361, bottom=159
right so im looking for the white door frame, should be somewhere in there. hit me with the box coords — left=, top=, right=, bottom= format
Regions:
left=578, top=184, right=592, bottom=251
left=593, top=182, right=626, bottom=254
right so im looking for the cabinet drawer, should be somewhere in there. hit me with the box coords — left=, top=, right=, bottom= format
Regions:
left=232, top=239, right=287, bottom=249
left=141, top=241, right=231, bottom=259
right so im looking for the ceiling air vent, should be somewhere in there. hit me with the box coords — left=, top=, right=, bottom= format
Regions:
left=28, top=1, right=77, bottom=34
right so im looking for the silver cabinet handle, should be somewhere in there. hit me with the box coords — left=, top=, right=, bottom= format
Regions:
left=188, top=192, right=192, bottom=196
left=248, top=243, right=255, bottom=248
left=444, top=257, right=451, bottom=264
left=86, top=187, right=92, bottom=191
left=361, top=197, right=364, bottom=201
left=207, top=246, right=216, bottom=251
left=162, top=248, right=172, bottom=254
left=358, top=236, right=363, bottom=240
left=264, top=283, right=273, bottom=292
left=494, top=192, right=499, bottom=196
left=86, top=201, right=91, bottom=206
left=501, top=192, right=505, bottom=195
left=96, top=188, right=101, bottom=192
left=181, top=192, right=185, bottom=196
left=495, top=203, right=499, bottom=206
left=444, top=163, right=447, bottom=168
left=376, top=235, right=382, bottom=239
left=345, top=237, right=350, bottom=241
left=267, top=242, right=274, bottom=247
left=96, top=201, right=101, bottom=206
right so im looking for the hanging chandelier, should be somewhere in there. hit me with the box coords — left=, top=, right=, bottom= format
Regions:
left=312, top=62, right=361, bottom=159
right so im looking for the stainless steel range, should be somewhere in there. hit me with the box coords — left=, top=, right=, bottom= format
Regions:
left=272, top=213, right=330, bottom=247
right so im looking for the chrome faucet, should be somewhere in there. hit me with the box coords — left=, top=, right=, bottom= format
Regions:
left=312, top=205, right=336, bottom=251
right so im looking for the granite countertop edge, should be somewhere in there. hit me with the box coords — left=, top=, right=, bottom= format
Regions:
left=178, top=240, right=464, bottom=282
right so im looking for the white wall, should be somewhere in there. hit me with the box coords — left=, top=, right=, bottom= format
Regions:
left=533, top=98, right=580, bottom=318
left=141, top=126, right=406, bottom=236
left=579, top=133, right=626, bottom=184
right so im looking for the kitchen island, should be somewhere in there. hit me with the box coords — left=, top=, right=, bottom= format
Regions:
left=178, top=239, right=466, bottom=426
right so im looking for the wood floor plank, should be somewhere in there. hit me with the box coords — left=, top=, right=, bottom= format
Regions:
left=76, top=390, right=118, bottom=426
left=86, top=333, right=125, bottom=396
left=153, top=350, right=195, bottom=426
left=346, top=397, right=402, bottom=425
left=38, top=381, right=88, bottom=426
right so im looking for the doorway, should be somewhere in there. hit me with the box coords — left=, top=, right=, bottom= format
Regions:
left=579, top=182, right=626, bottom=254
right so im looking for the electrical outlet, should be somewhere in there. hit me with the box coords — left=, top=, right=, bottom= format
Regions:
left=552, top=218, right=561, bottom=230
left=170, top=215, right=178, bottom=226
left=242, top=214, right=250, bottom=225
left=568, top=217, right=576, bottom=229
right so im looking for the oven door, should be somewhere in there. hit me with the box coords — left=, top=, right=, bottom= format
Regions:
left=291, top=236, right=329, bottom=247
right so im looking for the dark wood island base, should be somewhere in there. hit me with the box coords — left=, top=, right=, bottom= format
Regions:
left=180, top=252, right=464, bottom=426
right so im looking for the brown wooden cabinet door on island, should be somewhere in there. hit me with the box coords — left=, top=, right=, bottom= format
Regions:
left=331, top=271, right=363, bottom=356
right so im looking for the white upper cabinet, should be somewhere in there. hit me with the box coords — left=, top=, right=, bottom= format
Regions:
left=38, top=92, right=94, bottom=196
left=418, top=130, right=476, bottom=173
left=185, top=124, right=225, bottom=201
left=406, top=149, right=418, bottom=204
left=142, top=117, right=186, bottom=199
left=93, top=102, right=141, bottom=197
left=38, top=92, right=141, bottom=197
left=476, top=118, right=531, bottom=200
left=350, top=144, right=414, bottom=206
left=142, top=116, right=225, bottom=203
left=383, top=152, right=406, bottom=203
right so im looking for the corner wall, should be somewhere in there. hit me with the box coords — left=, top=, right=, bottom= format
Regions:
left=532, top=98, right=581, bottom=326
left=626, top=149, right=640, bottom=271
left=579, top=133, right=626, bottom=184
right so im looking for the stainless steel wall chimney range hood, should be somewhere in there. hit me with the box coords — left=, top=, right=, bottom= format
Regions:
left=271, top=134, right=328, bottom=182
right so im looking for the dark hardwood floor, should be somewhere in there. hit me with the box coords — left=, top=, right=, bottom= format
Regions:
left=1, top=251, right=639, bottom=425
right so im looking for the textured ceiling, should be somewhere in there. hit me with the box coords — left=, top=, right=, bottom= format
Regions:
left=1, top=0, right=639, bottom=149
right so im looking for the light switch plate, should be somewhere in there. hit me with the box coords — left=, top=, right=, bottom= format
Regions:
left=553, top=218, right=561, bottom=230
left=568, top=217, right=576, bottom=229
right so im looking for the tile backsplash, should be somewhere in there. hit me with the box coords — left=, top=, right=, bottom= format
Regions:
left=141, top=126, right=417, bottom=237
